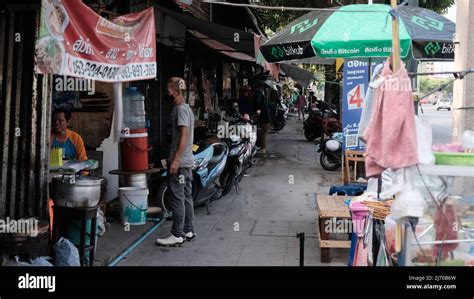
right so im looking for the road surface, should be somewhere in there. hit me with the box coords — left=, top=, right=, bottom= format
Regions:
left=418, top=104, right=453, bottom=144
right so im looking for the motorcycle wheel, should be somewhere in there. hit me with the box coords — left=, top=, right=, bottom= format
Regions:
left=157, top=180, right=199, bottom=211
left=304, top=130, right=317, bottom=141
left=157, top=181, right=173, bottom=212
left=319, top=152, right=341, bottom=171
left=220, top=164, right=238, bottom=196
left=273, top=120, right=285, bottom=131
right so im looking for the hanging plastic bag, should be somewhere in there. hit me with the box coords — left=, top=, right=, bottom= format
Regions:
left=389, top=167, right=427, bottom=220
left=384, top=216, right=397, bottom=255
left=376, top=242, right=389, bottom=266
left=53, top=237, right=80, bottom=266
left=12, top=256, right=34, bottom=266
left=31, top=256, right=54, bottom=266
left=379, top=168, right=404, bottom=199
left=415, top=116, right=435, bottom=165
left=97, top=208, right=107, bottom=236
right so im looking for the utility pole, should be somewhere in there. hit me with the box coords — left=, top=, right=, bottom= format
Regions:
left=453, top=0, right=474, bottom=196
left=453, top=0, right=474, bottom=138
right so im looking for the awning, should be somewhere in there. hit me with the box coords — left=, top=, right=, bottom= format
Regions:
left=188, top=30, right=255, bottom=62
left=259, top=80, right=281, bottom=91
left=155, top=4, right=255, bottom=56
left=280, top=64, right=313, bottom=88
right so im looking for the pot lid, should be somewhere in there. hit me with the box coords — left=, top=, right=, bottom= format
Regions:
left=53, top=175, right=103, bottom=186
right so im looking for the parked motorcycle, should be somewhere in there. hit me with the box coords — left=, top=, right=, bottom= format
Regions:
left=317, top=132, right=343, bottom=171
left=219, top=113, right=258, bottom=196
left=273, top=100, right=288, bottom=131
left=304, top=101, right=341, bottom=141
left=157, top=142, right=228, bottom=214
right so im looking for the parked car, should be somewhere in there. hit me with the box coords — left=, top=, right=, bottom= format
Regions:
left=419, top=98, right=429, bottom=105
left=436, top=99, right=452, bottom=111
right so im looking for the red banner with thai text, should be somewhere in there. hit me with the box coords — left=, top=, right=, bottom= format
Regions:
left=36, top=0, right=156, bottom=82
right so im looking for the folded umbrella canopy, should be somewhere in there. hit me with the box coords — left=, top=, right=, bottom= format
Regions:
left=260, top=4, right=455, bottom=63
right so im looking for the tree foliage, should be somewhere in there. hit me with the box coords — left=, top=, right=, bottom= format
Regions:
left=258, top=0, right=455, bottom=32
left=419, top=77, right=454, bottom=97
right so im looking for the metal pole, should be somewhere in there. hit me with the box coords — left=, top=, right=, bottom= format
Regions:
left=210, top=2, right=213, bottom=22
left=296, top=232, right=305, bottom=267
left=413, top=238, right=474, bottom=246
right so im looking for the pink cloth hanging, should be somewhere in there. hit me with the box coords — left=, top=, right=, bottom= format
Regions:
left=362, top=59, right=419, bottom=177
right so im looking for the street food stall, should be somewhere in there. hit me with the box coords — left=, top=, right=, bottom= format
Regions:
left=34, top=0, right=158, bottom=266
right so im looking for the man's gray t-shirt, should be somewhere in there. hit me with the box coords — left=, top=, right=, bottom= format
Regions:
left=168, top=103, right=194, bottom=168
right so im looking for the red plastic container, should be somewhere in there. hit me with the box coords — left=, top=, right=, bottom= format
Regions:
left=120, top=128, right=149, bottom=171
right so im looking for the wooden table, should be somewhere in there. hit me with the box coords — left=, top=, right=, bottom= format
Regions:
left=316, top=195, right=352, bottom=263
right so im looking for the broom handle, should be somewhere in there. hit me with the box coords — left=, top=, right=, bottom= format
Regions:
left=391, top=0, right=401, bottom=71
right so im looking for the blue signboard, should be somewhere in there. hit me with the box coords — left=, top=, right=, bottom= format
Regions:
left=342, top=60, right=370, bottom=152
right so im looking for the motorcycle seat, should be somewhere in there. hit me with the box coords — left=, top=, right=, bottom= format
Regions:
left=208, top=144, right=226, bottom=166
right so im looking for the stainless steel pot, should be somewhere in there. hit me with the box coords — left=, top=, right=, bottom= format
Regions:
left=51, top=175, right=103, bottom=208
left=124, top=173, right=148, bottom=188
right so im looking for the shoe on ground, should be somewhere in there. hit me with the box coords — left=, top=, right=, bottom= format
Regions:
left=184, top=231, right=196, bottom=241
left=156, top=234, right=184, bottom=247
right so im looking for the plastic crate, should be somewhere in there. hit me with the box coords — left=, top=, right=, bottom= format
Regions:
left=433, top=152, right=474, bottom=166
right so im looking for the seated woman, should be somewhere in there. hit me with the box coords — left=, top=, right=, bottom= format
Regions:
left=50, top=108, right=88, bottom=161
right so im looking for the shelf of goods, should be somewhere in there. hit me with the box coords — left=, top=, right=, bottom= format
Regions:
left=417, top=164, right=474, bottom=177
left=404, top=164, right=474, bottom=266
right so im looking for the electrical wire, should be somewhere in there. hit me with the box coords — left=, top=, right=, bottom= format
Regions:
left=201, top=0, right=392, bottom=12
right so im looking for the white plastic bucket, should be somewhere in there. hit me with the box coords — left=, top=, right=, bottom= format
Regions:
left=118, top=187, right=149, bottom=225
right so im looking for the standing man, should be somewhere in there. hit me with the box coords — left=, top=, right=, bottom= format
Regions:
left=156, top=77, right=195, bottom=247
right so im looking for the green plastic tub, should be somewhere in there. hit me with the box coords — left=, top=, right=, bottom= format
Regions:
left=433, top=152, right=474, bottom=166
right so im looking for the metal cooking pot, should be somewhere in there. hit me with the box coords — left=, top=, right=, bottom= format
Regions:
left=51, top=175, right=103, bottom=208
left=124, top=173, right=148, bottom=188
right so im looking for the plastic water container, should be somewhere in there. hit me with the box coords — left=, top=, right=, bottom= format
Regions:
left=120, top=128, right=149, bottom=171
left=123, top=87, right=146, bottom=130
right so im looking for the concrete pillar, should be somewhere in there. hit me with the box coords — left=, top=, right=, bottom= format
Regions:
left=453, top=0, right=474, bottom=141
left=453, top=0, right=474, bottom=196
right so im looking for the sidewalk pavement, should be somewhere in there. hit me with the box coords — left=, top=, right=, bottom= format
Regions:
left=111, top=114, right=349, bottom=266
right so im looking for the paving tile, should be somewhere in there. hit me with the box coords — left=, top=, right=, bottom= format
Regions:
left=188, top=260, right=238, bottom=266
left=190, top=246, right=243, bottom=264
left=238, top=252, right=286, bottom=266
left=288, top=220, right=318, bottom=238
left=286, top=236, right=319, bottom=249
left=212, top=217, right=256, bottom=234
left=244, top=235, right=288, bottom=249
left=198, top=234, right=248, bottom=251
left=284, top=254, right=322, bottom=267
left=240, top=245, right=287, bottom=257
left=140, top=247, right=197, bottom=266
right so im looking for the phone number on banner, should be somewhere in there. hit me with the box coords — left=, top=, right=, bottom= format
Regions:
left=68, top=56, right=156, bottom=82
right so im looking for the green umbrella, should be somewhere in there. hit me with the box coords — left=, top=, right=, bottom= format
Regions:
left=260, top=4, right=455, bottom=63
